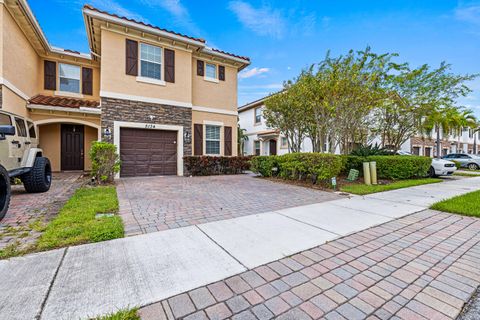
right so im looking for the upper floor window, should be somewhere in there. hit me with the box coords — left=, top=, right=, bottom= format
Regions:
left=206, top=63, right=217, bottom=79
left=59, top=63, right=80, bottom=93
left=205, top=125, right=221, bottom=155
left=140, top=43, right=162, bottom=80
left=254, top=107, right=262, bottom=124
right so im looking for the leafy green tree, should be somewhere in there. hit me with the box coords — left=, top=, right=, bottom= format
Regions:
left=263, top=83, right=309, bottom=152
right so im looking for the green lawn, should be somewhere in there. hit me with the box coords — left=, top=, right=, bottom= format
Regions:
left=340, top=178, right=442, bottom=195
left=431, top=190, right=480, bottom=217
left=36, top=186, right=124, bottom=250
left=92, top=308, right=139, bottom=320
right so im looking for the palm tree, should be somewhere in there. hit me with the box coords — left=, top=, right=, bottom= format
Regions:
left=420, top=106, right=463, bottom=159
left=237, top=125, right=248, bottom=155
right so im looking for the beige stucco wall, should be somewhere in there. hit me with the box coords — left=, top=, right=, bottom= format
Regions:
left=29, top=112, right=101, bottom=127
left=2, top=86, right=28, bottom=117
left=192, top=111, right=238, bottom=156
left=100, top=30, right=192, bottom=104
left=84, top=125, right=97, bottom=170
left=192, top=59, right=238, bottom=111
left=38, top=57, right=101, bottom=101
left=2, top=7, right=40, bottom=98
left=38, top=123, right=61, bottom=171
left=37, top=121, right=98, bottom=172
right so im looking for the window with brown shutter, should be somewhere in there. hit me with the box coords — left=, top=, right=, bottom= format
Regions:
left=164, top=48, right=175, bottom=83
left=44, top=60, right=56, bottom=90
left=219, top=65, right=225, bottom=81
left=125, top=39, right=138, bottom=76
left=82, top=67, right=93, bottom=95
left=197, top=60, right=204, bottom=76
left=194, top=124, right=203, bottom=155
left=224, top=126, right=232, bottom=156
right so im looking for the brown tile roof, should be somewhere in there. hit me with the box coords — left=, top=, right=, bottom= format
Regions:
left=29, top=95, right=100, bottom=109
left=211, top=48, right=250, bottom=62
left=83, top=4, right=206, bottom=44
left=83, top=5, right=250, bottom=62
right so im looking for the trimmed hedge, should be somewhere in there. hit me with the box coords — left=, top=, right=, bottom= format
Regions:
left=184, top=156, right=252, bottom=176
left=253, top=153, right=432, bottom=181
left=250, top=156, right=279, bottom=177
left=342, top=155, right=431, bottom=180
left=251, top=153, right=343, bottom=183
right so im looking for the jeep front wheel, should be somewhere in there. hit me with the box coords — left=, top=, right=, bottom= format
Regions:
left=0, top=165, right=10, bottom=220
left=22, top=157, right=52, bottom=193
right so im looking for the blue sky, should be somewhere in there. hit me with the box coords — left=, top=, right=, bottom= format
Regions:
left=30, top=0, right=480, bottom=114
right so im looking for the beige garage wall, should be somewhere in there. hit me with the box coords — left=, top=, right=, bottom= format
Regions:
left=100, top=30, right=192, bottom=104
left=192, top=111, right=238, bottom=156
left=192, top=58, right=237, bottom=111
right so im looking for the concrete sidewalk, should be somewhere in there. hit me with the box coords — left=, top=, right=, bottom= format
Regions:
left=1, top=177, right=479, bottom=320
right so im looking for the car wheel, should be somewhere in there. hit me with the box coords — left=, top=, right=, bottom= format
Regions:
left=22, top=157, right=52, bottom=193
left=428, top=166, right=437, bottom=178
left=0, top=165, right=11, bottom=221
left=468, top=163, right=479, bottom=170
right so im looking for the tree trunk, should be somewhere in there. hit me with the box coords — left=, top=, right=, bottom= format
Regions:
left=436, top=127, right=441, bottom=159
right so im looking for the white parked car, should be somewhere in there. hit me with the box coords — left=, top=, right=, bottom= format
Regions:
left=429, top=158, right=457, bottom=177
left=395, top=151, right=456, bottom=177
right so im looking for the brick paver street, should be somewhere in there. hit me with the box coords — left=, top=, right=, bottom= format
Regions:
left=117, top=175, right=343, bottom=235
left=0, top=172, right=83, bottom=251
left=139, top=209, right=480, bottom=320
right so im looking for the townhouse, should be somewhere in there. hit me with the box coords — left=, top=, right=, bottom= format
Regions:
left=238, top=97, right=479, bottom=157
left=0, top=0, right=249, bottom=177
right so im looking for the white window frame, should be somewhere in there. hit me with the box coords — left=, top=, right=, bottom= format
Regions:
left=58, top=63, right=81, bottom=94
left=138, top=43, right=164, bottom=84
left=204, top=63, right=219, bottom=83
left=254, top=107, right=262, bottom=125
left=205, top=124, right=221, bottom=155
left=280, top=136, right=288, bottom=149
left=254, top=140, right=261, bottom=156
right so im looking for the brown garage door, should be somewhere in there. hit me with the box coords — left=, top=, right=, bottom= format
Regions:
left=120, top=128, right=177, bottom=177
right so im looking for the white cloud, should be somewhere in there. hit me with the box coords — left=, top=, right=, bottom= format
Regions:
left=239, top=67, right=270, bottom=79
left=455, top=4, right=480, bottom=25
left=228, top=1, right=286, bottom=38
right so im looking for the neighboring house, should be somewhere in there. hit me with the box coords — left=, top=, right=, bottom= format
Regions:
left=239, top=96, right=478, bottom=157
left=0, top=0, right=249, bottom=177
left=400, top=128, right=480, bottom=157
left=238, top=97, right=313, bottom=156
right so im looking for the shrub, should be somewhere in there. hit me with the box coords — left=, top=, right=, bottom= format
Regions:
left=367, top=155, right=431, bottom=179
left=250, top=156, right=279, bottom=177
left=453, top=160, right=462, bottom=169
left=341, top=155, right=431, bottom=179
left=89, top=142, right=121, bottom=184
left=253, top=153, right=343, bottom=183
left=184, top=156, right=252, bottom=176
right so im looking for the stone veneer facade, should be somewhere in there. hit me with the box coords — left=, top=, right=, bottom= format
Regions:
left=100, top=97, right=192, bottom=159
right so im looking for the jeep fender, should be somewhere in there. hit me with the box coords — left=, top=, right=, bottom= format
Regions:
left=21, top=148, right=43, bottom=168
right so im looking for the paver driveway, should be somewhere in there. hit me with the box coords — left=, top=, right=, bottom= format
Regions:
left=0, top=172, right=83, bottom=251
left=117, top=174, right=343, bottom=235
left=139, top=209, right=480, bottom=320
